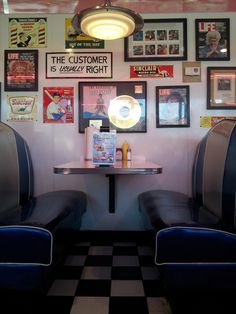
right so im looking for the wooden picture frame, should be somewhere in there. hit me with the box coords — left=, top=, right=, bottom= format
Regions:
left=207, top=67, right=236, bottom=109
left=124, top=18, right=187, bottom=62
left=4, top=50, right=38, bottom=91
left=78, top=81, right=147, bottom=133
left=195, top=18, right=230, bottom=61
left=156, top=85, right=190, bottom=128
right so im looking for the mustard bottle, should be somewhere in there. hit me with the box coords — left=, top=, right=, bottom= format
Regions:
left=122, top=140, right=129, bottom=160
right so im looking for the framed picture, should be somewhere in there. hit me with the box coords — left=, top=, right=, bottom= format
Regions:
left=124, top=18, right=187, bottom=62
left=4, top=50, right=38, bottom=91
left=195, top=18, right=230, bottom=61
left=78, top=81, right=147, bottom=133
left=156, top=85, right=190, bottom=128
left=207, top=67, right=236, bottom=109
left=46, top=52, right=112, bottom=79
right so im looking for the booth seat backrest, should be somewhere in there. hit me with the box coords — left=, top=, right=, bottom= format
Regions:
left=192, top=132, right=207, bottom=206
left=201, top=120, right=236, bottom=228
left=0, top=122, right=33, bottom=222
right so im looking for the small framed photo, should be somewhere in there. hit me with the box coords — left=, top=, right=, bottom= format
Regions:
left=156, top=85, right=190, bottom=128
left=78, top=81, right=147, bottom=133
left=195, top=18, right=230, bottom=61
left=207, top=67, right=236, bottom=109
left=4, top=50, right=38, bottom=91
left=124, top=18, right=187, bottom=61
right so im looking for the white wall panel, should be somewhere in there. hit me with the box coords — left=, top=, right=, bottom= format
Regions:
left=1, top=12, right=236, bottom=230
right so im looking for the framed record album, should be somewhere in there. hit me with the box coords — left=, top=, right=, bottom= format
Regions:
left=78, top=81, right=147, bottom=133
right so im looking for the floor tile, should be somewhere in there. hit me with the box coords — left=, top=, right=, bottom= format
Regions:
left=64, top=255, right=86, bottom=266
left=113, top=242, right=137, bottom=246
left=81, top=266, right=111, bottom=280
left=88, top=246, right=113, bottom=255
left=47, top=279, right=78, bottom=296
left=112, top=246, right=138, bottom=256
left=141, top=266, right=160, bottom=280
left=85, top=255, right=113, bottom=266
left=74, top=241, right=91, bottom=246
left=109, top=297, right=149, bottom=314
left=56, top=266, right=83, bottom=279
left=70, top=297, right=109, bottom=314
left=67, top=245, right=89, bottom=255
left=112, top=255, right=139, bottom=266
left=138, top=246, right=154, bottom=256
left=43, top=296, right=74, bottom=314
left=147, top=297, right=172, bottom=314
left=143, top=280, right=165, bottom=297
left=75, top=280, right=111, bottom=296
left=139, top=255, right=156, bottom=266
left=111, top=280, right=145, bottom=296
left=111, top=266, right=142, bottom=280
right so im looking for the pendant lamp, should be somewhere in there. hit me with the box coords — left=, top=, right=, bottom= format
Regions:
left=72, top=0, right=144, bottom=40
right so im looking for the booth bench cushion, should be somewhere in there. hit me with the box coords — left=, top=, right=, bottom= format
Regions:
left=0, top=121, right=87, bottom=292
left=139, top=119, right=236, bottom=232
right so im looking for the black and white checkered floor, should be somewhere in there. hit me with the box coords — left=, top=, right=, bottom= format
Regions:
left=3, top=231, right=236, bottom=314
left=45, top=231, right=172, bottom=314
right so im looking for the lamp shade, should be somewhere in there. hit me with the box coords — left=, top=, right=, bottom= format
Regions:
left=72, top=0, right=143, bottom=40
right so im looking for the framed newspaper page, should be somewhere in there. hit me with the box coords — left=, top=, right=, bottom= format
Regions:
left=207, top=67, right=236, bottom=109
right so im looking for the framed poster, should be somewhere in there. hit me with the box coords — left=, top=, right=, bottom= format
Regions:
left=156, top=85, right=190, bottom=128
left=78, top=81, right=147, bottom=133
left=207, top=67, right=236, bottom=109
left=7, top=95, right=37, bottom=122
left=65, top=18, right=104, bottom=49
left=4, top=50, right=38, bottom=91
left=43, top=87, right=74, bottom=123
left=195, top=18, right=230, bottom=61
left=124, top=18, right=187, bottom=62
left=9, top=18, right=47, bottom=48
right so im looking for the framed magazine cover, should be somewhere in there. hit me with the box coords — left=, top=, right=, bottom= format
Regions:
left=78, top=81, right=147, bottom=133
left=124, top=18, right=187, bottom=62
left=195, top=18, right=230, bottom=61
left=156, top=85, right=190, bottom=128
left=207, top=67, right=236, bottom=109
left=4, top=50, right=38, bottom=91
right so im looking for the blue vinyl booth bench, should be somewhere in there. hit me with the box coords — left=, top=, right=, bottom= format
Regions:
left=139, top=119, right=236, bottom=311
left=0, top=121, right=87, bottom=294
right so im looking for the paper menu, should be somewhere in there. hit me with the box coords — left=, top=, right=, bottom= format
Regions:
left=92, top=131, right=116, bottom=166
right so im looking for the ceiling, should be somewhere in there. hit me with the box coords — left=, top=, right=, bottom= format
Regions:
left=1, top=0, right=236, bottom=14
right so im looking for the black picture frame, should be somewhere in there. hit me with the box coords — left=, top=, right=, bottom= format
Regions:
left=156, top=85, right=190, bottom=128
left=207, top=67, right=236, bottom=109
left=4, top=50, right=38, bottom=91
left=195, top=18, right=230, bottom=61
left=46, top=52, right=112, bottom=79
left=124, top=18, right=187, bottom=62
left=78, top=81, right=147, bottom=133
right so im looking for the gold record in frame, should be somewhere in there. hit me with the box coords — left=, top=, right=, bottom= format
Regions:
left=108, top=95, right=142, bottom=129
